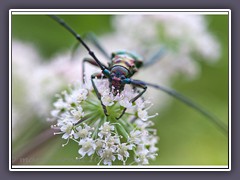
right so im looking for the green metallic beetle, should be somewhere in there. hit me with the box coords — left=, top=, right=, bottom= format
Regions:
left=49, top=15, right=227, bottom=134
left=85, top=49, right=147, bottom=119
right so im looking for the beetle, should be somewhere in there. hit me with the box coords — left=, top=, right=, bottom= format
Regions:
left=49, top=15, right=227, bottom=134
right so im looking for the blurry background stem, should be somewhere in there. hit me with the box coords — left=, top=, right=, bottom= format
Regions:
left=12, top=128, right=56, bottom=165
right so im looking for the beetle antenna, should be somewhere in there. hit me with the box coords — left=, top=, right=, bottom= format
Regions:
left=49, top=15, right=105, bottom=71
left=132, top=80, right=228, bottom=135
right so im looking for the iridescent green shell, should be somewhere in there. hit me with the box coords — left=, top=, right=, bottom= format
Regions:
left=110, top=50, right=143, bottom=76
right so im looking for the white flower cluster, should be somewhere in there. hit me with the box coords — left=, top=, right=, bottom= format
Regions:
left=50, top=81, right=158, bottom=165
left=109, top=14, right=220, bottom=63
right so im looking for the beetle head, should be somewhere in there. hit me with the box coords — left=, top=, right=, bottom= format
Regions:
left=109, top=66, right=129, bottom=96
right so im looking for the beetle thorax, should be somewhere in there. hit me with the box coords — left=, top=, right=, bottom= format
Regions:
left=112, top=55, right=135, bottom=71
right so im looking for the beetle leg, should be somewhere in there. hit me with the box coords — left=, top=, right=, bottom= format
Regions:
left=143, top=46, right=166, bottom=68
left=129, top=88, right=145, bottom=123
left=91, top=72, right=109, bottom=116
left=116, top=82, right=147, bottom=120
left=82, top=58, right=108, bottom=83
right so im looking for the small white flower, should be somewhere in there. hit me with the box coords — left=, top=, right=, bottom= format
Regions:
left=135, top=152, right=149, bottom=165
left=59, top=121, right=74, bottom=139
left=137, top=109, right=149, bottom=121
left=99, top=148, right=116, bottom=166
left=58, top=112, right=79, bottom=124
left=63, top=88, right=89, bottom=105
left=135, top=144, right=150, bottom=165
left=135, top=98, right=145, bottom=109
left=95, top=139, right=104, bottom=153
left=104, top=135, right=120, bottom=151
left=72, top=88, right=89, bottom=102
left=78, top=138, right=96, bottom=157
left=148, top=136, right=159, bottom=159
left=119, top=98, right=133, bottom=108
left=128, top=130, right=142, bottom=144
left=95, top=80, right=109, bottom=94
left=137, top=108, right=158, bottom=121
left=120, top=86, right=135, bottom=99
left=135, top=119, right=154, bottom=130
left=74, top=123, right=93, bottom=139
left=101, top=92, right=115, bottom=106
left=71, top=106, right=84, bottom=121
left=117, top=143, right=134, bottom=161
left=98, top=122, right=115, bottom=138
left=53, top=98, right=69, bottom=110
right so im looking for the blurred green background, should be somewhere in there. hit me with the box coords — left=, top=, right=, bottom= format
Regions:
left=11, top=14, right=229, bottom=166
